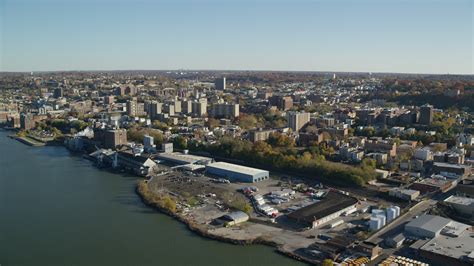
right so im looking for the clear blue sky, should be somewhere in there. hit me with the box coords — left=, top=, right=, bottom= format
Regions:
left=1, top=0, right=472, bottom=74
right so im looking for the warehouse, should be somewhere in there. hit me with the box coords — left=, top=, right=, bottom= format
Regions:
left=287, top=191, right=359, bottom=229
left=444, top=195, right=474, bottom=218
left=156, top=152, right=213, bottom=166
left=214, top=211, right=250, bottom=226
left=405, top=215, right=451, bottom=238
left=205, top=162, right=269, bottom=183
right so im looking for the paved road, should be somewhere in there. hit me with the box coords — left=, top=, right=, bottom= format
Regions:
left=367, top=199, right=437, bottom=244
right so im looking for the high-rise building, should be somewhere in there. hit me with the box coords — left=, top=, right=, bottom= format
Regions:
left=280, top=96, right=293, bottom=111
left=191, top=98, right=207, bottom=117
left=419, top=104, right=433, bottom=125
left=7, top=115, right=21, bottom=128
left=174, top=100, right=182, bottom=113
left=115, top=85, right=137, bottom=96
left=104, top=95, right=115, bottom=105
left=53, top=88, right=63, bottom=98
left=165, top=104, right=175, bottom=116
left=146, top=101, right=162, bottom=119
left=20, top=113, right=35, bottom=130
left=215, top=77, right=226, bottom=90
left=181, top=100, right=193, bottom=114
left=210, top=103, right=239, bottom=118
left=103, top=129, right=127, bottom=149
left=287, top=111, right=310, bottom=132
left=137, top=103, right=145, bottom=116
left=126, top=99, right=137, bottom=117
left=270, top=96, right=293, bottom=111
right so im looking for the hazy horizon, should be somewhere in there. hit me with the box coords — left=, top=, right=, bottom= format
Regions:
left=1, top=0, right=473, bottom=74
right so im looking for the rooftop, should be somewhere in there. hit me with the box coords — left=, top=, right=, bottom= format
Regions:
left=444, top=195, right=474, bottom=207
left=156, top=152, right=213, bottom=165
left=433, top=162, right=470, bottom=169
left=414, top=178, right=452, bottom=187
left=287, top=191, right=358, bottom=223
left=420, top=229, right=474, bottom=260
left=206, top=161, right=269, bottom=176
left=405, top=215, right=451, bottom=233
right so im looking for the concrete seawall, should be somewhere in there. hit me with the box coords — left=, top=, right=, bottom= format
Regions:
left=8, top=135, right=45, bottom=146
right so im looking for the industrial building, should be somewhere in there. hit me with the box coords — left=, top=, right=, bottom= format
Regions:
left=405, top=215, right=474, bottom=266
left=433, top=162, right=471, bottom=178
left=405, top=215, right=452, bottom=238
left=156, top=152, right=213, bottom=166
left=444, top=195, right=474, bottom=219
left=214, top=211, right=249, bottom=226
left=115, top=151, right=157, bottom=176
left=287, top=191, right=359, bottom=229
left=389, top=188, right=420, bottom=201
left=385, top=233, right=406, bottom=248
left=205, top=162, right=269, bottom=183
left=418, top=223, right=474, bottom=266
left=411, top=178, right=454, bottom=194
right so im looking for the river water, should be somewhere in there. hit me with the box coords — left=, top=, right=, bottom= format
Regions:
left=0, top=130, right=304, bottom=266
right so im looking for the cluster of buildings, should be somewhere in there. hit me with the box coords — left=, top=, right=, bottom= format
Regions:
left=403, top=215, right=473, bottom=265
left=1, top=71, right=474, bottom=266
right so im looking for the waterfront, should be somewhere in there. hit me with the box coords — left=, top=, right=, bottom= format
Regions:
left=0, top=131, right=303, bottom=266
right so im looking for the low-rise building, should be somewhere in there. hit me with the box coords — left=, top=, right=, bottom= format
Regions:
left=411, top=177, right=455, bottom=194
left=444, top=195, right=474, bottom=219
left=389, top=188, right=420, bottom=201
left=432, top=162, right=471, bottom=178
left=205, top=162, right=269, bottom=183
left=287, top=191, right=358, bottom=229
left=249, top=129, right=275, bottom=143
left=405, top=215, right=452, bottom=238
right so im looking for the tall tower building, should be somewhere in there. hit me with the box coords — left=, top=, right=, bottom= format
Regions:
left=210, top=103, right=239, bottom=118
left=53, top=88, right=63, bottom=98
left=419, top=104, right=433, bottom=125
left=20, top=113, right=34, bottom=130
left=215, top=77, right=226, bottom=90
left=126, top=99, right=138, bottom=117
left=287, top=111, right=310, bottom=132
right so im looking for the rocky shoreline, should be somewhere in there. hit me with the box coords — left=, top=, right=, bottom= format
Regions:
left=135, top=180, right=315, bottom=265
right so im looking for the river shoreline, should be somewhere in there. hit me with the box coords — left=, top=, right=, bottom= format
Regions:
left=3, top=130, right=313, bottom=265
left=135, top=180, right=315, bottom=265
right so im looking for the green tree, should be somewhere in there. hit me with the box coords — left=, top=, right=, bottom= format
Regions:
left=361, top=158, right=376, bottom=170
left=173, top=135, right=187, bottom=150
left=162, top=196, right=177, bottom=213
left=207, top=118, right=220, bottom=129
left=147, top=131, right=164, bottom=146
left=152, top=120, right=169, bottom=131
left=238, top=114, right=258, bottom=130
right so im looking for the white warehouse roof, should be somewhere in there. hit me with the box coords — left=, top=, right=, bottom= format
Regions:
left=405, top=215, right=451, bottom=234
left=156, top=152, right=213, bottom=165
left=207, top=161, right=268, bottom=176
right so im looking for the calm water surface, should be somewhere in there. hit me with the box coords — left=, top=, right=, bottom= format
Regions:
left=0, top=130, right=304, bottom=266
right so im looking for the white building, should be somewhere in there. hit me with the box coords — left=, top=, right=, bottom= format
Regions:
left=414, top=148, right=432, bottom=161
left=405, top=215, right=451, bottom=238
left=444, top=195, right=474, bottom=218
